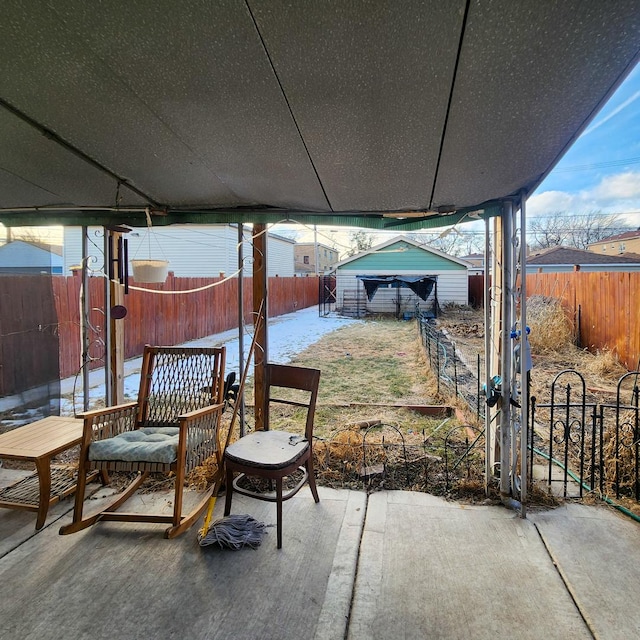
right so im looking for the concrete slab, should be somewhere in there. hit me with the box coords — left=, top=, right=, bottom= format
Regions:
left=532, top=463, right=582, bottom=498
left=3, top=481, right=640, bottom=640
left=0, top=468, right=101, bottom=559
left=348, top=491, right=591, bottom=640
left=531, top=502, right=640, bottom=639
left=0, top=486, right=365, bottom=640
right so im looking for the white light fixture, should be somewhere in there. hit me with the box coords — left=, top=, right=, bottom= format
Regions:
left=382, top=210, right=440, bottom=220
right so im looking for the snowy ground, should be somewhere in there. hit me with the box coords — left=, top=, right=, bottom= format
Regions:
left=59, top=306, right=361, bottom=416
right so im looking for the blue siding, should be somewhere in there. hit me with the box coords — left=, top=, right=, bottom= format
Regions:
left=340, top=241, right=463, bottom=271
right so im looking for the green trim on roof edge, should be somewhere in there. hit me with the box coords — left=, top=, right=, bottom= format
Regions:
left=0, top=203, right=502, bottom=229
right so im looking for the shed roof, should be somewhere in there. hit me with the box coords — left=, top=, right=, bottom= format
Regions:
left=334, top=236, right=471, bottom=269
left=0, top=2, right=639, bottom=230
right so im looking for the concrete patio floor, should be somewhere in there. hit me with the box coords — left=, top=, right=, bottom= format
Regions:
left=1, top=474, right=640, bottom=640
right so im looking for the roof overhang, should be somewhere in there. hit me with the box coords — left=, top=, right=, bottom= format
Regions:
left=1, top=1, right=639, bottom=230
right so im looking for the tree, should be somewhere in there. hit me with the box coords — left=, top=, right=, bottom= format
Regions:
left=406, top=229, right=484, bottom=257
left=528, top=211, right=633, bottom=250
left=346, top=230, right=374, bottom=256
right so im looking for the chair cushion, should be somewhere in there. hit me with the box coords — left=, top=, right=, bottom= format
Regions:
left=88, top=427, right=180, bottom=464
left=225, top=431, right=309, bottom=469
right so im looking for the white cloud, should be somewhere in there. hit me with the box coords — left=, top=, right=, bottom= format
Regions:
left=526, top=190, right=578, bottom=216
left=528, top=170, right=640, bottom=219
left=591, top=171, right=640, bottom=200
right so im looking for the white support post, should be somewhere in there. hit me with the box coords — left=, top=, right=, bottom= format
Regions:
left=237, top=223, right=246, bottom=436
left=103, top=228, right=112, bottom=406
left=81, top=226, right=90, bottom=411
left=499, top=201, right=513, bottom=498
left=484, top=214, right=493, bottom=492
left=519, top=193, right=529, bottom=515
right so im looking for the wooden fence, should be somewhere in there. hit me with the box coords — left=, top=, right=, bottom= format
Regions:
left=0, top=274, right=319, bottom=395
left=468, top=271, right=639, bottom=369
left=0, top=276, right=60, bottom=397
left=525, top=271, right=639, bottom=371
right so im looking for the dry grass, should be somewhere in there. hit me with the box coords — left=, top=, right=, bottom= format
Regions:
left=186, top=318, right=480, bottom=497
left=288, top=320, right=441, bottom=405
left=243, top=319, right=448, bottom=438
left=527, top=295, right=575, bottom=354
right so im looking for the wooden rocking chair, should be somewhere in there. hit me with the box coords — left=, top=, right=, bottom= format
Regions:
left=60, top=345, right=225, bottom=539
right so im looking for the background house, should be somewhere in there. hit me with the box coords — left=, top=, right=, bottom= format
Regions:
left=63, top=225, right=295, bottom=278
left=331, top=236, right=469, bottom=318
left=0, top=240, right=63, bottom=274
left=294, top=242, right=339, bottom=276
left=526, top=246, right=640, bottom=273
left=459, top=252, right=484, bottom=275
left=588, top=228, right=640, bottom=256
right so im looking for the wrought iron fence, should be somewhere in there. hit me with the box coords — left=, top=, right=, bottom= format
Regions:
left=417, top=310, right=485, bottom=421
left=313, top=420, right=485, bottom=494
left=530, top=369, right=640, bottom=502
left=416, top=312, right=640, bottom=509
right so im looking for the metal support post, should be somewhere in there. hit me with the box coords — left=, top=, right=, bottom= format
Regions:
left=484, top=214, right=492, bottom=492
left=81, top=226, right=90, bottom=411
left=519, top=193, right=529, bottom=514
left=499, top=201, right=513, bottom=498
left=237, top=223, right=246, bottom=436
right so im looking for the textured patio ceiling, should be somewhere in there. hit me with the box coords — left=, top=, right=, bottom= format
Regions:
left=0, top=1, right=639, bottom=230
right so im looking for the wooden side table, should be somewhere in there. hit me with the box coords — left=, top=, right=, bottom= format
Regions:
left=0, top=416, right=89, bottom=529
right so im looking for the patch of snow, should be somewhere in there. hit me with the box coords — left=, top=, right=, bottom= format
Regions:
left=60, top=306, right=360, bottom=416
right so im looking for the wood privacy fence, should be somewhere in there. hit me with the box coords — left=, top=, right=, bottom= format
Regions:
left=469, top=271, right=639, bottom=370
left=525, top=271, right=640, bottom=371
left=0, top=274, right=319, bottom=395
left=0, top=276, right=60, bottom=397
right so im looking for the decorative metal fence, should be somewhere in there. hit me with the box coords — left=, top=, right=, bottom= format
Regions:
left=312, top=420, right=485, bottom=494
left=416, top=313, right=640, bottom=509
left=530, top=370, right=640, bottom=502
left=417, top=310, right=485, bottom=421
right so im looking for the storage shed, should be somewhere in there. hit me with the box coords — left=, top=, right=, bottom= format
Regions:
left=331, top=236, right=469, bottom=318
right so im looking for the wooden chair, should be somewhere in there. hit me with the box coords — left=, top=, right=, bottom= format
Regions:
left=224, top=363, right=321, bottom=548
left=60, top=345, right=225, bottom=539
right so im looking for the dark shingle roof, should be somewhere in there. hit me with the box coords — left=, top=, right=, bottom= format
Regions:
left=589, top=229, right=640, bottom=244
left=528, top=246, right=640, bottom=265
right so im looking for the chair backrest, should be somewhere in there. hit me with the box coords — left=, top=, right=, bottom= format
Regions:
left=265, top=363, right=320, bottom=439
left=138, top=346, right=226, bottom=427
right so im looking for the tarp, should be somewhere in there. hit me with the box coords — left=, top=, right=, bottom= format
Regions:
left=357, top=275, right=436, bottom=302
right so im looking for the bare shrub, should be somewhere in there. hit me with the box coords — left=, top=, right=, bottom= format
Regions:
left=583, top=348, right=628, bottom=380
left=527, top=295, right=574, bottom=353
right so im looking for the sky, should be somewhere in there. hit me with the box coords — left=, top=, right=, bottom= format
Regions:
left=527, top=62, right=640, bottom=229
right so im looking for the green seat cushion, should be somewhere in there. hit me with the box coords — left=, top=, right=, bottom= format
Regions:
left=88, top=427, right=180, bottom=464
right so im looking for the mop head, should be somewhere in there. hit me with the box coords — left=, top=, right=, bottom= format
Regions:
left=198, top=514, right=268, bottom=549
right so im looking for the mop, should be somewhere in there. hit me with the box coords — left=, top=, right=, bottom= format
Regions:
left=198, top=304, right=268, bottom=549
